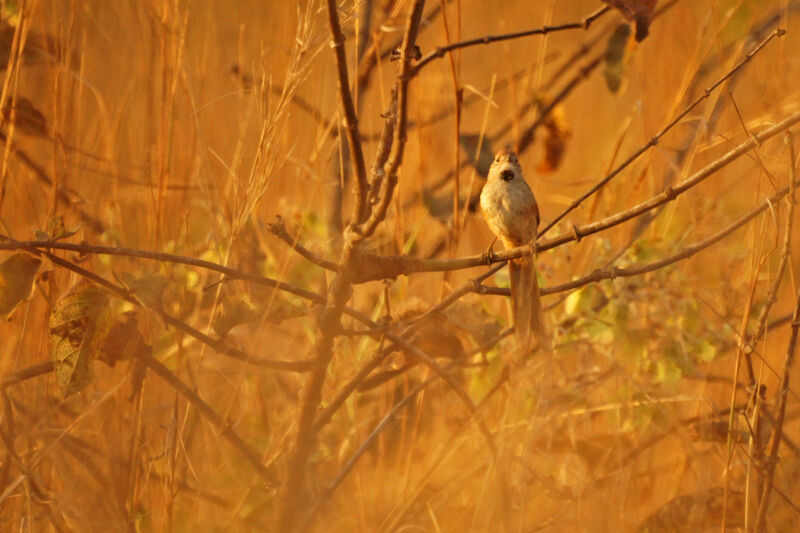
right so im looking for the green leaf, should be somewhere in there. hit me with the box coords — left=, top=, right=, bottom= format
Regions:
left=603, top=24, right=631, bottom=93
left=50, top=281, right=113, bottom=396
left=697, top=340, right=717, bottom=363
left=0, top=252, right=41, bottom=317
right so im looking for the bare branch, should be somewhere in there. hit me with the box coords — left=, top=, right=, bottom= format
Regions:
left=344, top=108, right=800, bottom=280
left=754, top=134, right=798, bottom=532
left=754, top=289, right=800, bottom=532
left=267, top=216, right=339, bottom=272
left=516, top=54, right=602, bottom=154
left=535, top=178, right=800, bottom=296
left=0, top=239, right=326, bottom=304
left=326, top=0, right=369, bottom=225
left=356, top=1, right=426, bottom=239
left=138, top=351, right=279, bottom=486
left=39, top=250, right=313, bottom=372
left=539, top=27, right=786, bottom=237
left=411, top=6, right=610, bottom=75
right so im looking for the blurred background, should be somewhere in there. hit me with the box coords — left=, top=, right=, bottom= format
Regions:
left=1, top=0, right=800, bottom=531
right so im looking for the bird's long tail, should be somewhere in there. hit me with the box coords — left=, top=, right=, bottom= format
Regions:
left=509, top=254, right=545, bottom=351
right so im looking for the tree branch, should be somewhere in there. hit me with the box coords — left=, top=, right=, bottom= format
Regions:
left=534, top=178, right=800, bottom=296
left=355, top=0, right=426, bottom=239
left=754, top=134, right=798, bottom=532
left=267, top=216, right=339, bottom=272
left=39, top=250, right=313, bottom=372
left=538, top=27, right=786, bottom=237
left=326, top=0, right=369, bottom=225
left=332, top=108, right=800, bottom=281
left=138, top=351, right=279, bottom=486
left=411, top=6, right=610, bottom=75
left=754, top=288, right=800, bottom=532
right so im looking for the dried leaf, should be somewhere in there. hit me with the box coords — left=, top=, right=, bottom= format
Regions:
left=264, top=298, right=308, bottom=325
left=535, top=100, right=571, bottom=174
left=0, top=252, right=41, bottom=318
left=34, top=215, right=84, bottom=242
left=602, top=0, right=655, bottom=41
left=99, top=311, right=148, bottom=366
left=50, top=281, right=113, bottom=396
left=212, top=293, right=259, bottom=337
left=119, top=272, right=169, bottom=309
left=603, top=24, right=632, bottom=93
left=442, top=300, right=502, bottom=345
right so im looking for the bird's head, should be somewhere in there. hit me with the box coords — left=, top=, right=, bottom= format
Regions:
left=488, top=149, right=522, bottom=183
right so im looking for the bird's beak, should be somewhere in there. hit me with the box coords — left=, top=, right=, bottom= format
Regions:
left=499, top=163, right=516, bottom=181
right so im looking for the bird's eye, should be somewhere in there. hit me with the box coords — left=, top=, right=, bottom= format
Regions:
left=500, top=169, right=514, bottom=181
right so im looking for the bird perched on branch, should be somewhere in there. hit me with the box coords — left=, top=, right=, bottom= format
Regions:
left=479, top=150, right=545, bottom=355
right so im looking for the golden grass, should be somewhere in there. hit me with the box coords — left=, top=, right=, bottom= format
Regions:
left=1, top=0, right=800, bottom=531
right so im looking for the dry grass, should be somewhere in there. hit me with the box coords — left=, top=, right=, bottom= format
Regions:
left=1, top=0, right=800, bottom=531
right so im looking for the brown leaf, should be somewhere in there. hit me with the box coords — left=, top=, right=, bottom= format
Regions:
left=99, top=311, right=149, bottom=366
left=602, top=0, right=655, bottom=41
left=0, top=252, right=41, bottom=318
left=536, top=103, right=571, bottom=174
left=50, top=281, right=113, bottom=396
left=212, top=293, right=259, bottom=337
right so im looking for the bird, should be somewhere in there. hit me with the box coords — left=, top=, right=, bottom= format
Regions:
left=479, top=149, right=545, bottom=354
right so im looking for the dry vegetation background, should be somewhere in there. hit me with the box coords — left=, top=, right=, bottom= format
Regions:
left=1, top=0, right=800, bottom=531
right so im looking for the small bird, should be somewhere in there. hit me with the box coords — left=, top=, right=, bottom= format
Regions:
left=479, top=150, right=545, bottom=353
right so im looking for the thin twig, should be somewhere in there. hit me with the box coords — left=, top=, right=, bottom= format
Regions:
left=1, top=362, right=54, bottom=388
left=321, top=108, right=800, bottom=280
left=138, top=352, right=279, bottom=486
left=326, top=0, right=369, bottom=225
left=39, top=250, right=312, bottom=372
left=529, top=178, right=799, bottom=296
left=411, top=6, right=610, bottom=75
left=754, top=134, right=798, bottom=532
left=754, top=289, right=800, bottom=532
left=356, top=1, right=426, bottom=239
left=516, top=54, right=602, bottom=154
left=267, top=216, right=339, bottom=272
left=538, top=27, right=786, bottom=237
left=743, top=133, right=796, bottom=357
